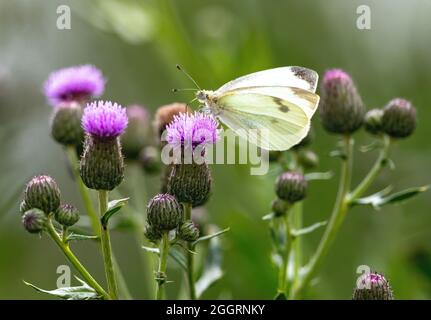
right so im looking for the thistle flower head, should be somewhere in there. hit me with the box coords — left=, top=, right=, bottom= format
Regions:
left=166, top=112, right=220, bottom=149
left=55, top=204, right=80, bottom=227
left=24, top=175, right=61, bottom=214
left=364, top=108, right=384, bottom=135
left=146, top=194, right=183, bottom=231
left=353, top=272, right=393, bottom=300
left=382, top=98, right=416, bottom=138
left=275, top=171, right=307, bottom=204
left=177, top=220, right=200, bottom=242
left=22, top=208, right=47, bottom=234
left=44, top=65, right=105, bottom=106
left=320, top=68, right=365, bottom=134
left=82, top=101, right=128, bottom=139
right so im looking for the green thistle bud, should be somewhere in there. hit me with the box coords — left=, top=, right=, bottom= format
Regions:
left=178, top=220, right=200, bottom=242
left=147, top=194, right=183, bottom=231
left=19, top=200, right=31, bottom=215
left=144, top=223, right=162, bottom=243
left=22, top=208, right=47, bottom=234
left=24, top=175, right=61, bottom=214
left=139, top=146, right=161, bottom=174
left=50, top=102, right=84, bottom=146
left=297, top=149, right=319, bottom=169
left=382, top=98, right=416, bottom=138
left=353, top=272, right=393, bottom=300
left=319, top=69, right=365, bottom=134
left=275, top=172, right=307, bottom=203
left=54, top=204, right=80, bottom=227
left=168, top=163, right=212, bottom=207
left=271, top=198, right=290, bottom=217
left=80, top=136, right=125, bottom=190
left=364, top=108, right=384, bottom=135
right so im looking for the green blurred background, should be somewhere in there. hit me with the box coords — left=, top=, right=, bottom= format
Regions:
left=0, top=0, right=430, bottom=299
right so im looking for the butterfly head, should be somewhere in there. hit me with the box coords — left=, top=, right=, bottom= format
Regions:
left=196, top=90, right=215, bottom=104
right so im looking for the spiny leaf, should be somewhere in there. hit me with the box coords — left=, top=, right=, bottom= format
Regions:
left=305, top=171, right=333, bottom=181
left=23, top=278, right=100, bottom=300
left=192, top=227, right=230, bottom=246
left=352, top=185, right=429, bottom=209
left=101, top=197, right=129, bottom=228
left=291, top=221, right=327, bottom=237
left=66, top=233, right=99, bottom=243
left=142, top=246, right=160, bottom=255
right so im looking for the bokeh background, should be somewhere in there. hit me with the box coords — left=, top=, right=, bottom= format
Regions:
left=0, top=0, right=430, bottom=299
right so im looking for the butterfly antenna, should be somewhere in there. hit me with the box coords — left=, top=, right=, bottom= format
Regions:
left=172, top=88, right=198, bottom=93
left=176, top=64, right=201, bottom=90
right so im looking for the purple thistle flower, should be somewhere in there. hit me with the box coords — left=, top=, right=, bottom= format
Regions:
left=166, top=112, right=220, bottom=149
left=44, top=65, right=105, bottom=106
left=82, top=100, right=128, bottom=139
left=323, top=68, right=351, bottom=85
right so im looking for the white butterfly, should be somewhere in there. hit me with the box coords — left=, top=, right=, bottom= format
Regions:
left=195, top=66, right=320, bottom=151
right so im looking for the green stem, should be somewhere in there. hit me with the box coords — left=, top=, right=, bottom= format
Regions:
left=183, top=202, right=196, bottom=300
left=155, top=232, right=170, bottom=300
left=277, top=214, right=294, bottom=296
left=46, top=218, right=110, bottom=300
left=348, top=135, right=391, bottom=202
left=290, top=135, right=354, bottom=299
left=65, top=146, right=100, bottom=236
left=98, top=190, right=118, bottom=299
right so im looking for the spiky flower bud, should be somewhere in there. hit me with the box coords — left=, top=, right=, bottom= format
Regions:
left=271, top=198, right=290, bottom=217
left=22, top=208, right=47, bottom=233
left=50, top=102, right=84, bottom=146
left=364, top=108, right=384, bottom=135
left=177, top=220, right=200, bottom=242
left=275, top=172, right=307, bottom=203
left=297, top=149, right=319, bottom=169
left=144, top=223, right=162, bottom=243
left=382, top=98, right=416, bottom=138
left=80, top=101, right=128, bottom=190
left=168, top=163, right=212, bottom=207
left=121, top=105, right=151, bottom=159
left=24, top=175, right=61, bottom=214
left=153, top=103, right=192, bottom=138
left=319, top=69, right=365, bottom=134
left=147, top=194, right=183, bottom=231
left=55, top=204, right=80, bottom=227
left=139, top=146, right=161, bottom=174
left=353, top=272, right=393, bottom=300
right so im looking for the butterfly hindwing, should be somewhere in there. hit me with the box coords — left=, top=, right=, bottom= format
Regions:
left=216, top=92, right=310, bottom=150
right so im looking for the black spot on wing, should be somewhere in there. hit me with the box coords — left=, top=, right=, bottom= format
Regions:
left=272, top=97, right=290, bottom=113
left=291, top=67, right=317, bottom=88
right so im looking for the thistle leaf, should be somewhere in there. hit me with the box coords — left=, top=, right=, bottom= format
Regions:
left=23, top=277, right=100, bottom=300
left=192, top=227, right=230, bottom=246
left=291, top=221, right=327, bottom=237
left=305, top=171, right=333, bottom=181
left=169, top=247, right=188, bottom=271
left=101, top=197, right=129, bottom=228
left=142, top=246, right=160, bottom=255
left=66, top=232, right=99, bottom=243
left=351, top=185, right=429, bottom=209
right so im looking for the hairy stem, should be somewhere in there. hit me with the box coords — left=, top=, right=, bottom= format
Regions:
left=155, top=232, right=170, bottom=300
left=277, top=213, right=294, bottom=296
left=183, top=202, right=197, bottom=300
left=290, top=135, right=354, bottom=299
left=98, top=190, right=118, bottom=299
left=46, top=218, right=110, bottom=299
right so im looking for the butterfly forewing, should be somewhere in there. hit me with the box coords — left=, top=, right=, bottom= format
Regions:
left=216, top=66, right=318, bottom=94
